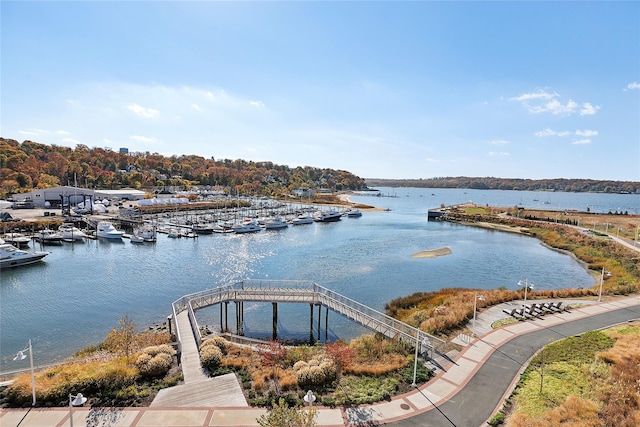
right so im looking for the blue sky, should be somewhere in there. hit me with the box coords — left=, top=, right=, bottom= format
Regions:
left=2, top=1, right=639, bottom=181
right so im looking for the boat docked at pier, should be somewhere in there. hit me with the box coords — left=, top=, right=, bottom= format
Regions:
left=313, top=209, right=342, bottom=222
left=33, top=229, right=63, bottom=245
left=233, top=220, right=262, bottom=234
left=290, top=215, right=313, bottom=225
left=264, top=217, right=288, bottom=230
left=96, top=221, right=124, bottom=239
left=58, top=224, right=88, bottom=242
left=0, top=243, right=49, bottom=269
left=2, top=232, right=31, bottom=247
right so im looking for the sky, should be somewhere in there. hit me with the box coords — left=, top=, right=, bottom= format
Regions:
left=1, top=1, right=639, bottom=181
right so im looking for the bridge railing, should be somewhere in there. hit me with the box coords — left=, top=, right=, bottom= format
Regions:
left=174, top=280, right=445, bottom=354
left=312, top=284, right=446, bottom=353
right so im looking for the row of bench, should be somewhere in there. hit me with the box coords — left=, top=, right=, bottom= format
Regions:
left=502, top=301, right=565, bottom=319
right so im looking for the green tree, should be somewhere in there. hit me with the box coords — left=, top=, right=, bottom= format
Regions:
left=256, top=398, right=317, bottom=427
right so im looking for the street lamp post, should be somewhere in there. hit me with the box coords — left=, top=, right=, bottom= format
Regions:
left=13, top=339, right=36, bottom=406
left=411, top=330, right=419, bottom=387
left=69, top=393, right=87, bottom=427
left=598, top=267, right=607, bottom=302
left=473, top=292, right=485, bottom=332
left=517, top=279, right=534, bottom=307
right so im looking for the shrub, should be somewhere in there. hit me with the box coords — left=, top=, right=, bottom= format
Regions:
left=135, top=345, right=174, bottom=378
left=200, top=336, right=229, bottom=354
left=200, top=345, right=223, bottom=369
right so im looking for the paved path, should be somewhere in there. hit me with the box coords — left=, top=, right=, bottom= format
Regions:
left=1, top=296, right=638, bottom=427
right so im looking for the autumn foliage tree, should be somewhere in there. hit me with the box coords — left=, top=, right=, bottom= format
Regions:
left=325, top=340, right=355, bottom=380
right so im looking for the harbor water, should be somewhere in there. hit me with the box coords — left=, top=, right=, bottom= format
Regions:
left=1, top=187, right=638, bottom=372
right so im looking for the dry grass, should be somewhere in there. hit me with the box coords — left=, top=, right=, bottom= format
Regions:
left=503, top=323, right=640, bottom=427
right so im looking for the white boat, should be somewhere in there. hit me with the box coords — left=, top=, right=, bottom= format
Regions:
left=130, top=234, right=145, bottom=244
left=313, top=210, right=342, bottom=222
left=33, top=229, right=63, bottom=244
left=0, top=243, right=49, bottom=269
left=290, top=215, right=314, bottom=225
left=2, top=232, right=31, bottom=247
left=96, top=221, right=124, bottom=239
left=130, top=225, right=156, bottom=243
left=233, top=220, right=262, bottom=234
left=192, top=223, right=215, bottom=234
left=58, top=224, right=88, bottom=242
left=212, top=222, right=234, bottom=234
left=264, top=217, right=288, bottom=230
left=137, top=225, right=157, bottom=242
left=345, top=208, right=363, bottom=217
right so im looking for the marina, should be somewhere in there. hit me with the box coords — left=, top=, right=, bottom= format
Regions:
left=1, top=187, right=638, bottom=373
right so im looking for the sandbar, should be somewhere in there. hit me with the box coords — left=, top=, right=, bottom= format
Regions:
left=411, top=247, right=452, bottom=258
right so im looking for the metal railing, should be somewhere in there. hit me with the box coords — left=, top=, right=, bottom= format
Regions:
left=172, top=280, right=446, bottom=354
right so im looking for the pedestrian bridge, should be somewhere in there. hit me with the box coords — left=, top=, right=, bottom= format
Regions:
left=171, top=280, right=446, bottom=359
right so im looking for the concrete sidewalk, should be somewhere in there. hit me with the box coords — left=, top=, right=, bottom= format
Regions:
left=2, top=296, right=638, bottom=427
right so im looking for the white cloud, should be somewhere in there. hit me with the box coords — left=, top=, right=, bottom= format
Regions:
left=249, top=100, right=265, bottom=107
left=19, top=130, right=39, bottom=136
left=575, top=129, right=598, bottom=137
left=624, top=82, right=640, bottom=91
left=534, top=128, right=570, bottom=137
left=56, top=130, right=70, bottom=135
left=510, top=89, right=598, bottom=116
left=572, top=139, right=591, bottom=145
left=488, top=151, right=510, bottom=157
left=509, top=90, right=558, bottom=102
left=191, top=104, right=201, bottom=111
left=530, top=99, right=579, bottom=115
left=129, top=135, right=158, bottom=143
left=579, top=103, right=600, bottom=115
left=490, top=139, right=509, bottom=145
left=62, top=137, right=81, bottom=145
left=127, top=103, right=159, bottom=118
left=535, top=128, right=556, bottom=137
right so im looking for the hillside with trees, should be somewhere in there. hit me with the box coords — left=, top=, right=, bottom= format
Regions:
left=0, top=138, right=367, bottom=198
left=366, top=177, right=640, bottom=194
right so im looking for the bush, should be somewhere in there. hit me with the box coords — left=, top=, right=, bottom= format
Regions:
left=200, top=345, right=223, bottom=369
left=200, top=336, right=229, bottom=354
left=135, top=345, right=174, bottom=378
left=294, top=356, right=336, bottom=387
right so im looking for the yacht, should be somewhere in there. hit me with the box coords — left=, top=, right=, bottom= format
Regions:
left=264, top=217, right=288, bottom=230
left=313, top=210, right=342, bottom=222
left=192, top=223, right=216, bottom=234
left=58, top=224, right=88, bottom=242
left=0, top=243, right=49, bottom=269
left=96, top=221, right=124, bottom=239
left=233, top=220, right=262, bottom=234
left=2, top=232, right=31, bottom=247
left=33, top=229, right=63, bottom=245
left=212, top=222, right=234, bottom=234
left=345, top=208, right=363, bottom=217
left=290, top=215, right=314, bottom=225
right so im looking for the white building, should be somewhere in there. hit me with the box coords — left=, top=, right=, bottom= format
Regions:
left=11, top=186, right=146, bottom=207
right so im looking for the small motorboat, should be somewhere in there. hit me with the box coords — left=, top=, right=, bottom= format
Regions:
left=96, top=221, right=124, bottom=239
left=0, top=243, right=49, bottom=269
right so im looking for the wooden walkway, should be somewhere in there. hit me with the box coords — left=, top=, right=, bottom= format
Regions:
left=150, top=311, right=247, bottom=407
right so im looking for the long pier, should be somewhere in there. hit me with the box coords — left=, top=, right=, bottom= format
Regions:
left=171, top=280, right=446, bottom=379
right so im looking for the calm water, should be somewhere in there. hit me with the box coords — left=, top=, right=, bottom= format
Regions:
left=2, top=188, right=638, bottom=372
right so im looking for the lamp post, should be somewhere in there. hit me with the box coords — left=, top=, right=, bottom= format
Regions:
left=13, top=339, right=36, bottom=406
left=473, top=292, right=485, bottom=332
left=517, top=279, right=534, bottom=307
left=303, top=389, right=315, bottom=408
left=411, top=329, right=420, bottom=387
left=69, top=393, right=87, bottom=427
left=598, top=267, right=609, bottom=302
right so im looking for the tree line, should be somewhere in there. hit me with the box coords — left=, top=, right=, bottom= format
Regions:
left=365, top=177, right=640, bottom=194
left=0, top=138, right=367, bottom=198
